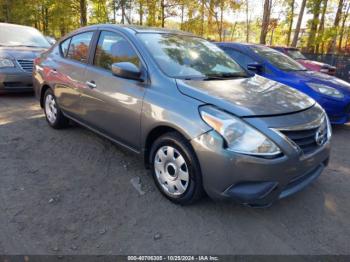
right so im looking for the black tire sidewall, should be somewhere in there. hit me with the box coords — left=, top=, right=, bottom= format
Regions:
left=43, top=89, right=66, bottom=128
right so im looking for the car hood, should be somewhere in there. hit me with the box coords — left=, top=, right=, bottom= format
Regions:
left=288, top=70, right=350, bottom=95
left=0, top=46, right=47, bottom=60
left=176, top=75, right=315, bottom=117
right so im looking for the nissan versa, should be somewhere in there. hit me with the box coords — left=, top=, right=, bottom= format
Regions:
left=33, top=25, right=331, bottom=207
left=217, top=43, right=350, bottom=124
left=0, top=23, right=50, bottom=93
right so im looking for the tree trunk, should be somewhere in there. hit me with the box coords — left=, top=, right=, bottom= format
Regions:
left=200, top=0, right=205, bottom=36
left=338, top=3, right=350, bottom=52
left=328, top=0, right=344, bottom=53
left=246, top=0, right=249, bottom=42
left=121, top=0, right=125, bottom=24
left=147, top=0, right=157, bottom=26
left=316, top=0, right=328, bottom=53
left=219, top=0, right=224, bottom=41
left=160, top=0, right=165, bottom=27
left=306, top=0, right=322, bottom=53
left=286, top=0, right=295, bottom=46
left=112, top=0, right=116, bottom=24
left=291, top=0, right=306, bottom=47
left=208, top=0, right=215, bottom=37
left=79, top=0, right=87, bottom=26
left=4, top=0, right=11, bottom=22
left=139, top=0, right=143, bottom=25
left=260, top=0, right=271, bottom=44
left=180, top=2, right=184, bottom=30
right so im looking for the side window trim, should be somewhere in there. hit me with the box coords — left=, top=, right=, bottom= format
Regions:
left=61, top=30, right=96, bottom=65
left=90, top=29, right=147, bottom=73
left=60, top=37, right=71, bottom=57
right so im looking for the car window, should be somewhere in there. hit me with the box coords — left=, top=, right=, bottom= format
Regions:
left=250, top=46, right=307, bottom=71
left=94, top=31, right=140, bottom=70
left=66, top=32, right=94, bottom=63
left=60, top=38, right=71, bottom=57
left=223, top=48, right=257, bottom=68
left=137, top=33, right=247, bottom=79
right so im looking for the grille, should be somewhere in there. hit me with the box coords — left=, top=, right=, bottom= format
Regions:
left=17, top=59, right=34, bottom=72
left=279, top=117, right=328, bottom=155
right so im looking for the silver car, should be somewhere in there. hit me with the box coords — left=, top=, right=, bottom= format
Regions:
left=0, top=23, right=50, bottom=93
left=33, top=25, right=331, bottom=207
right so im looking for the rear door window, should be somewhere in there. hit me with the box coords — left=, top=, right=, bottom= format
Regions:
left=66, top=32, right=94, bottom=63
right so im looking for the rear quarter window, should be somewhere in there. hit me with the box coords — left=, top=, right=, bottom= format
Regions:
left=60, top=38, right=71, bottom=57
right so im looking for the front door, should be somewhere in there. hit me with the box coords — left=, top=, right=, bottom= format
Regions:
left=80, top=30, right=147, bottom=151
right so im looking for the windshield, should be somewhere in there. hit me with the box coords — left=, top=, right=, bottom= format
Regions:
left=250, top=46, right=306, bottom=71
left=0, top=25, right=50, bottom=48
left=137, top=33, right=247, bottom=79
left=286, top=49, right=306, bottom=60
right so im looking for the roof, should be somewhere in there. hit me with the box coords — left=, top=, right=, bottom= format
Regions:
left=0, top=22, right=39, bottom=31
left=216, top=42, right=257, bottom=48
left=83, top=24, right=194, bottom=35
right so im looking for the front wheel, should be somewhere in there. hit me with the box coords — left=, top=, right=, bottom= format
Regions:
left=44, top=89, right=69, bottom=129
left=149, top=132, right=204, bottom=205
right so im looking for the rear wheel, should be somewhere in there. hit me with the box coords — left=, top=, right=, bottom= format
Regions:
left=150, top=132, right=204, bottom=204
left=44, top=89, right=69, bottom=129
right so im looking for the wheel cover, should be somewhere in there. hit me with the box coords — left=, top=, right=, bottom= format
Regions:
left=154, top=146, right=189, bottom=196
left=45, top=94, right=57, bottom=124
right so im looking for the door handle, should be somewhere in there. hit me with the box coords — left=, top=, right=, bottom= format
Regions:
left=86, top=81, right=97, bottom=89
left=51, top=68, right=57, bottom=74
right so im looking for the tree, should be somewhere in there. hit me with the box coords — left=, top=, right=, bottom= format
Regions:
left=338, top=2, right=350, bottom=52
left=291, top=0, right=307, bottom=47
left=260, top=0, right=272, bottom=44
left=245, top=0, right=250, bottom=42
left=286, top=0, right=295, bottom=46
left=315, top=0, right=328, bottom=53
left=328, top=0, right=345, bottom=53
left=79, top=0, right=87, bottom=26
left=306, top=0, right=322, bottom=53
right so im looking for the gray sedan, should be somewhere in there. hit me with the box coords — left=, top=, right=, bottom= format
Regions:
left=33, top=25, right=331, bottom=207
left=0, top=23, right=50, bottom=93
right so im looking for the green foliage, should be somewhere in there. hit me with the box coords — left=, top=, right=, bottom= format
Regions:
left=0, top=0, right=348, bottom=54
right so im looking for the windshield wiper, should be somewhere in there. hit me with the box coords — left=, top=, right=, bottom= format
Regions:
left=202, top=72, right=248, bottom=80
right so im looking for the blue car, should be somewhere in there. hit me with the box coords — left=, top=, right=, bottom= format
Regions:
left=217, top=43, right=350, bottom=124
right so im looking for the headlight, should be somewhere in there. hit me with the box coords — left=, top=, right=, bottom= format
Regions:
left=0, top=58, right=15, bottom=68
left=307, top=83, right=344, bottom=99
left=199, top=106, right=281, bottom=157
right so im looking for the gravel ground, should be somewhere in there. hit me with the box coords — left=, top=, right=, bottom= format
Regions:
left=0, top=94, right=349, bottom=255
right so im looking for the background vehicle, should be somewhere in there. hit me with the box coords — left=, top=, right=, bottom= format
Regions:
left=271, top=46, right=336, bottom=76
left=218, top=43, right=350, bottom=124
left=0, top=23, right=50, bottom=93
left=33, top=25, right=330, bottom=207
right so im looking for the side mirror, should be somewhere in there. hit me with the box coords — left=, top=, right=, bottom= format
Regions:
left=247, top=63, right=263, bottom=73
left=111, top=62, right=142, bottom=81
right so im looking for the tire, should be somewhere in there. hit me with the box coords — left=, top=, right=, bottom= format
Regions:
left=149, top=132, right=204, bottom=205
left=43, top=88, right=69, bottom=129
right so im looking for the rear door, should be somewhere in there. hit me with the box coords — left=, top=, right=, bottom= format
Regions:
left=53, top=31, right=95, bottom=118
left=79, top=30, right=147, bottom=151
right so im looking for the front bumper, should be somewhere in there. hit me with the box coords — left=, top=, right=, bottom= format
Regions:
left=0, top=71, right=33, bottom=93
left=318, top=96, right=350, bottom=124
left=191, top=108, right=331, bottom=207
